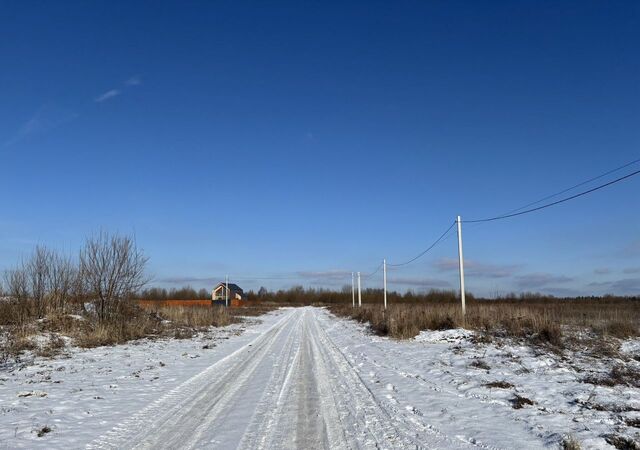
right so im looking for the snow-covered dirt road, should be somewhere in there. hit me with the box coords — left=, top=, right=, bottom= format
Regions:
left=2, top=307, right=638, bottom=449
left=89, top=307, right=462, bottom=449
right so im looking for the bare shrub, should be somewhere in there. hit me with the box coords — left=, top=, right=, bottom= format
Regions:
left=26, top=246, right=53, bottom=318
left=3, top=268, right=30, bottom=323
left=48, top=253, right=78, bottom=313
left=80, top=232, right=149, bottom=321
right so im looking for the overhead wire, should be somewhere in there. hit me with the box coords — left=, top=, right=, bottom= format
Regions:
left=227, top=158, right=640, bottom=286
left=386, top=221, right=457, bottom=267
left=464, top=168, right=640, bottom=223
left=361, top=261, right=384, bottom=278
left=501, top=157, right=640, bottom=216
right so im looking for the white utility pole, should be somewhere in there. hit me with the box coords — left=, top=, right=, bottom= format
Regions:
left=383, top=259, right=387, bottom=310
left=456, top=216, right=466, bottom=316
left=351, top=272, right=355, bottom=307
left=225, top=275, right=229, bottom=307
left=357, top=271, right=362, bottom=307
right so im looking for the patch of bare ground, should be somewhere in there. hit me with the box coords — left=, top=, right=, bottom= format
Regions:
left=583, top=365, right=640, bottom=388
left=578, top=401, right=639, bottom=414
left=470, top=359, right=491, bottom=370
left=604, top=434, right=640, bottom=450
left=510, top=394, right=535, bottom=409
left=484, top=380, right=514, bottom=389
left=625, top=418, right=640, bottom=428
left=36, top=425, right=51, bottom=438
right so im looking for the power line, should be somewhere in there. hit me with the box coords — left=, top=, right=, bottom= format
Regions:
left=362, top=261, right=384, bottom=278
left=464, top=168, right=640, bottom=223
left=501, top=157, right=640, bottom=216
left=387, top=221, right=456, bottom=267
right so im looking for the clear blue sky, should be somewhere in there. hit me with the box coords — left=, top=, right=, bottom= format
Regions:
left=1, top=1, right=639, bottom=296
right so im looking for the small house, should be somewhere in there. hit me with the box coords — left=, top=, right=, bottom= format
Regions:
left=211, top=282, right=245, bottom=304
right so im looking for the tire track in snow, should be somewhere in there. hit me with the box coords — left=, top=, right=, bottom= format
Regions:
left=88, top=307, right=490, bottom=449
left=87, top=309, right=299, bottom=449
left=310, top=310, right=479, bottom=449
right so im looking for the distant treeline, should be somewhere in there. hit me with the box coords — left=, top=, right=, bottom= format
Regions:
left=137, top=286, right=211, bottom=300
left=245, top=286, right=638, bottom=305
left=135, top=285, right=638, bottom=304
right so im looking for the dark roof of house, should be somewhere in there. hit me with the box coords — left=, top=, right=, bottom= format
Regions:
left=214, top=282, right=243, bottom=292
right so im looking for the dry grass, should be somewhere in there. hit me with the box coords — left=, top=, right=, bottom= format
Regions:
left=329, top=298, right=639, bottom=349
left=562, top=435, right=582, bottom=450
left=157, top=305, right=236, bottom=328
left=228, top=305, right=278, bottom=317
left=1, top=300, right=276, bottom=360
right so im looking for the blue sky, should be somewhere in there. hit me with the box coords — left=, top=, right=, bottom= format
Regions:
left=1, top=1, right=639, bottom=296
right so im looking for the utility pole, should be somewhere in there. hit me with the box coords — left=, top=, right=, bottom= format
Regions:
left=383, top=259, right=387, bottom=310
left=456, top=216, right=466, bottom=316
left=351, top=272, right=355, bottom=308
left=225, top=274, right=229, bottom=308
left=357, top=271, right=362, bottom=307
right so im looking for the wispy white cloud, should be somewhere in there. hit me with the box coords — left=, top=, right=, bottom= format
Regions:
left=158, top=276, right=219, bottom=285
left=94, top=89, right=121, bottom=103
left=296, top=270, right=351, bottom=280
left=3, top=105, right=78, bottom=147
left=94, top=76, right=141, bottom=103
left=434, top=258, right=521, bottom=279
left=623, top=267, right=640, bottom=274
left=588, top=277, right=640, bottom=295
left=515, top=272, right=573, bottom=288
left=124, top=76, right=141, bottom=86
left=621, top=240, right=640, bottom=258
left=594, top=268, right=611, bottom=275
left=388, top=277, right=451, bottom=288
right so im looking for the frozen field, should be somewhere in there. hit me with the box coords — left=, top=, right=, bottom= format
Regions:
left=1, top=307, right=638, bottom=449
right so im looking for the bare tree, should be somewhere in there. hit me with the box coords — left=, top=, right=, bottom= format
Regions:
left=48, top=253, right=77, bottom=313
left=25, top=246, right=53, bottom=318
left=4, top=267, right=30, bottom=323
left=80, top=232, right=149, bottom=321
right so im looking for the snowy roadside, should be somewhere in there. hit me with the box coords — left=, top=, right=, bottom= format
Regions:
left=0, top=308, right=289, bottom=449
left=318, top=309, right=640, bottom=449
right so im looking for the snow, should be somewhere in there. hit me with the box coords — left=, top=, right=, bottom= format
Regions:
left=0, top=310, right=285, bottom=448
left=1, top=306, right=638, bottom=449
left=414, top=327, right=475, bottom=343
